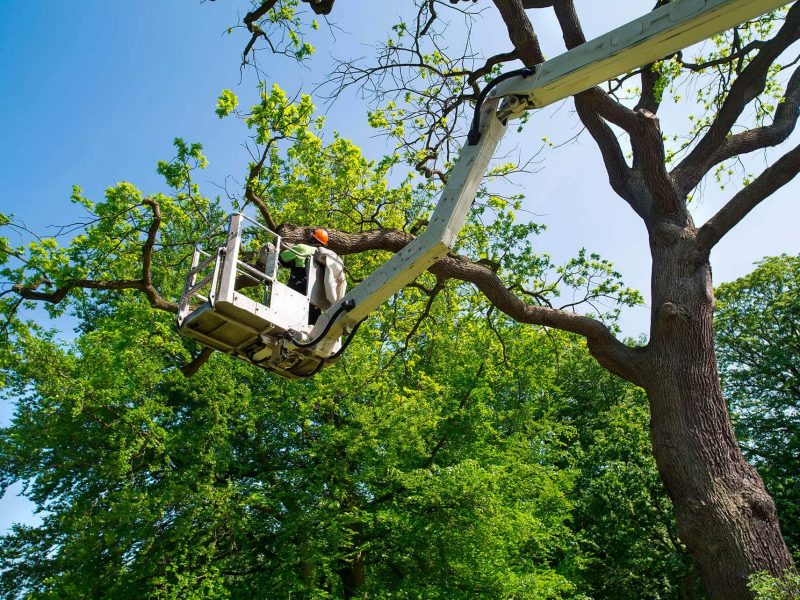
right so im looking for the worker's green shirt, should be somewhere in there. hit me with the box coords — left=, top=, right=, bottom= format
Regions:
left=280, top=244, right=316, bottom=268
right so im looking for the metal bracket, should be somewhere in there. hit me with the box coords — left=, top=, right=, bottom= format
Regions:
left=497, top=95, right=537, bottom=122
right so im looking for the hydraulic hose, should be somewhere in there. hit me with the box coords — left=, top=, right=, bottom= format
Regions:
left=287, top=315, right=366, bottom=378
left=287, top=357, right=326, bottom=379
left=466, top=66, right=536, bottom=146
left=287, top=298, right=356, bottom=349
left=329, top=317, right=366, bottom=359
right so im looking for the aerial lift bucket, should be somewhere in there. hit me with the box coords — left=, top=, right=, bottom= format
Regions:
left=177, top=213, right=341, bottom=378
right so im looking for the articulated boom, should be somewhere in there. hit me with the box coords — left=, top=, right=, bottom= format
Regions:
left=178, top=0, right=790, bottom=378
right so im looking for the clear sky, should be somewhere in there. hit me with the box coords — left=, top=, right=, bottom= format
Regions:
left=1, top=0, right=798, bottom=532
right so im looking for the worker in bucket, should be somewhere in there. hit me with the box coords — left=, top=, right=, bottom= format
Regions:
left=279, top=228, right=346, bottom=322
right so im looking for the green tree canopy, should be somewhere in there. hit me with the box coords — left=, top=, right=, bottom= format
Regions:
left=2, top=292, right=696, bottom=597
left=715, top=254, right=800, bottom=557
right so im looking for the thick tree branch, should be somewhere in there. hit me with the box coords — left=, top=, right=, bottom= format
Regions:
left=699, top=65, right=800, bottom=172
left=181, top=347, right=215, bottom=377
left=551, top=0, right=584, bottom=49
left=491, top=0, right=545, bottom=66
left=242, top=1, right=276, bottom=29
left=551, top=1, right=663, bottom=221
left=430, top=254, right=646, bottom=386
left=302, top=0, right=335, bottom=16
left=13, top=279, right=148, bottom=305
left=520, top=1, right=553, bottom=8
left=11, top=206, right=643, bottom=385
left=627, top=4, right=671, bottom=110
left=574, top=97, right=640, bottom=215
left=631, top=110, right=683, bottom=218
left=577, top=87, right=639, bottom=134
left=240, top=0, right=278, bottom=62
left=550, top=1, right=640, bottom=136
left=278, top=223, right=414, bottom=254
left=549, top=0, right=665, bottom=218
left=278, top=223, right=646, bottom=386
left=672, top=3, right=800, bottom=195
left=550, top=0, right=680, bottom=221
left=140, top=199, right=176, bottom=312
left=696, top=141, right=800, bottom=251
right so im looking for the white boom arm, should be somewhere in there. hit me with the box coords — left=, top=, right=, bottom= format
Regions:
left=488, top=0, right=789, bottom=110
left=302, top=0, right=790, bottom=358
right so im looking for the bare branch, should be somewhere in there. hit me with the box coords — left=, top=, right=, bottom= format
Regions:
left=675, top=40, right=768, bottom=73
left=245, top=140, right=280, bottom=230
left=320, top=2, right=479, bottom=176
left=699, top=65, right=800, bottom=172
left=696, top=141, right=800, bottom=251
left=11, top=199, right=178, bottom=314
left=672, top=3, right=800, bottom=195
left=241, top=1, right=279, bottom=63
left=466, top=50, right=519, bottom=87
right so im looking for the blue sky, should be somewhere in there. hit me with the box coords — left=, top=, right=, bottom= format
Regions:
left=1, top=0, right=798, bottom=532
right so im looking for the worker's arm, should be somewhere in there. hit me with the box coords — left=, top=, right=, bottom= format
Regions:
left=280, top=244, right=316, bottom=267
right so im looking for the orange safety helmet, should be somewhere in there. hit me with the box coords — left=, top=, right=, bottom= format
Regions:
left=311, top=228, right=329, bottom=246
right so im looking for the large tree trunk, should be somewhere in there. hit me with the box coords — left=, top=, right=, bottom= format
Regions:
left=645, top=227, right=795, bottom=599
left=337, top=551, right=365, bottom=599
